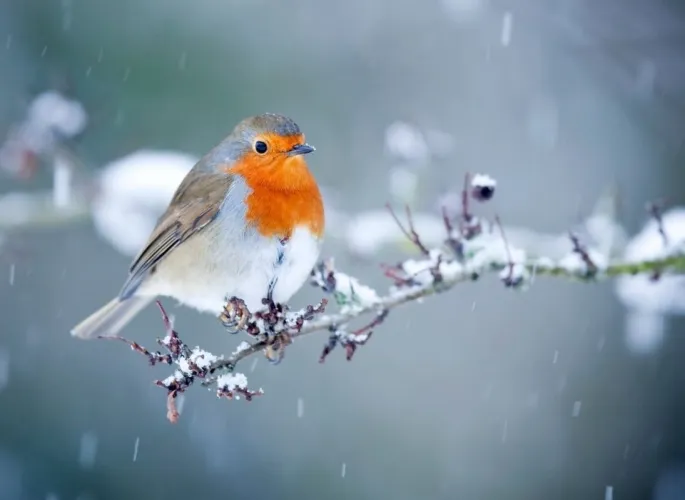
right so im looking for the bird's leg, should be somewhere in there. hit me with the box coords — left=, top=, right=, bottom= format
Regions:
left=265, top=278, right=277, bottom=310
left=254, top=295, right=290, bottom=363
left=219, top=296, right=251, bottom=333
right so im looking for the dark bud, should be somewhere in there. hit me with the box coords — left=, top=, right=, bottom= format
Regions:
left=470, top=174, right=497, bottom=202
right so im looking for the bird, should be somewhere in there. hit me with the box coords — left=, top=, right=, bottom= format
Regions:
left=71, top=113, right=324, bottom=339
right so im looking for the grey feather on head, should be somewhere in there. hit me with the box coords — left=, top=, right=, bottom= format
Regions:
left=238, top=113, right=302, bottom=138
left=206, top=113, right=303, bottom=166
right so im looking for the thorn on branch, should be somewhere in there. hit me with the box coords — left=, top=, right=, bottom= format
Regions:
left=319, top=328, right=339, bottom=363
left=352, top=309, right=389, bottom=337
left=293, top=299, right=328, bottom=332
left=344, top=333, right=373, bottom=361
left=430, top=253, right=444, bottom=285
left=461, top=172, right=472, bottom=223
left=386, top=203, right=431, bottom=256
left=441, top=205, right=464, bottom=260
left=494, top=215, right=525, bottom=288
left=381, top=262, right=418, bottom=287
left=569, top=232, right=598, bottom=277
left=645, top=199, right=670, bottom=281
left=441, top=204, right=454, bottom=234
left=647, top=199, right=670, bottom=247
left=319, top=310, right=387, bottom=363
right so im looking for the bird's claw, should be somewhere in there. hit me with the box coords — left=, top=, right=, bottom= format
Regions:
left=265, top=331, right=292, bottom=365
left=219, top=296, right=251, bottom=333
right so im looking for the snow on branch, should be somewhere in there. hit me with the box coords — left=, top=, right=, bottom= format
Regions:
left=101, top=173, right=685, bottom=423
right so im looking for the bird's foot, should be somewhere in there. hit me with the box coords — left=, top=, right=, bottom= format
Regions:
left=219, top=296, right=251, bottom=333
left=265, top=331, right=292, bottom=365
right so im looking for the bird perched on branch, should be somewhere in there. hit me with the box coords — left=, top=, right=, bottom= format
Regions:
left=71, top=113, right=324, bottom=339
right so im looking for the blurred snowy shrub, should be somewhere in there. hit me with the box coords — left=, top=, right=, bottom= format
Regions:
left=615, top=207, right=685, bottom=354
left=0, top=91, right=87, bottom=178
left=384, top=121, right=430, bottom=165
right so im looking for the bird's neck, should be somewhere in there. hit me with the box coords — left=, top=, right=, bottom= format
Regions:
left=227, top=159, right=325, bottom=240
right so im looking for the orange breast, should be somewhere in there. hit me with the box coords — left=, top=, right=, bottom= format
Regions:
left=227, top=156, right=325, bottom=240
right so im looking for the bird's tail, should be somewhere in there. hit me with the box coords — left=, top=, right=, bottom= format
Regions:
left=70, top=296, right=153, bottom=339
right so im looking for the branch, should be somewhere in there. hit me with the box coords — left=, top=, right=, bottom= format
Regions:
left=109, top=245, right=685, bottom=423
left=99, top=173, right=685, bottom=422
left=4, top=97, right=679, bottom=421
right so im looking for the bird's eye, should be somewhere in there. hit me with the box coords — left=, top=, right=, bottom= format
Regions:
left=254, top=141, right=268, bottom=154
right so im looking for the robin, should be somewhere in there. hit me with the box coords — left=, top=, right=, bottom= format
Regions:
left=71, top=113, right=324, bottom=339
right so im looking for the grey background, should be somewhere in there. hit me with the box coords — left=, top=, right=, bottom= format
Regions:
left=1, top=0, right=685, bottom=499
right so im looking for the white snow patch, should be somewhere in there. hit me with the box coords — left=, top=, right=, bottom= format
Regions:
left=232, top=341, right=251, bottom=356
left=559, top=248, right=608, bottom=274
left=333, top=271, right=381, bottom=309
left=216, top=373, right=248, bottom=390
left=471, top=173, right=497, bottom=189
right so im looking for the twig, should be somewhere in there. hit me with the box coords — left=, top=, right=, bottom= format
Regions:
left=494, top=215, right=521, bottom=287
left=318, top=309, right=386, bottom=363
left=646, top=199, right=672, bottom=280
left=381, top=263, right=415, bottom=286
left=459, top=172, right=484, bottom=239
left=647, top=200, right=669, bottom=247
left=385, top=203, right=431, bottom=255
left=353, top=308, right=389, bottom=336
left=461, top=172, right=472, bottom=222
left=569, top=232, right=598, bottom=276
left=441, top=205, right=464, bottom=259
left=98, top=335, right=172, bottom=366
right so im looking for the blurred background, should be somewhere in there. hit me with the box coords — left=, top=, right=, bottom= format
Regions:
left=1, top=0, right=685, bottom=499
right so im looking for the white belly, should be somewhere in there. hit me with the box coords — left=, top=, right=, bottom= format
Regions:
left=141, top=224, right=321, bottom=315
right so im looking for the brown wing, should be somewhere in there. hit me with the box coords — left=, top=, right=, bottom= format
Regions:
left=119, top=168, right=234, bottom=299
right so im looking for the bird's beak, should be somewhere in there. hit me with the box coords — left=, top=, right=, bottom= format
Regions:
left=288, top=143, right=315, bottom=156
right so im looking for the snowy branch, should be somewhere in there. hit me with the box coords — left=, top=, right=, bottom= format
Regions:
left=3, top=92, right=684, bottom=421
left=102, top=173, right=685, bottom=423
